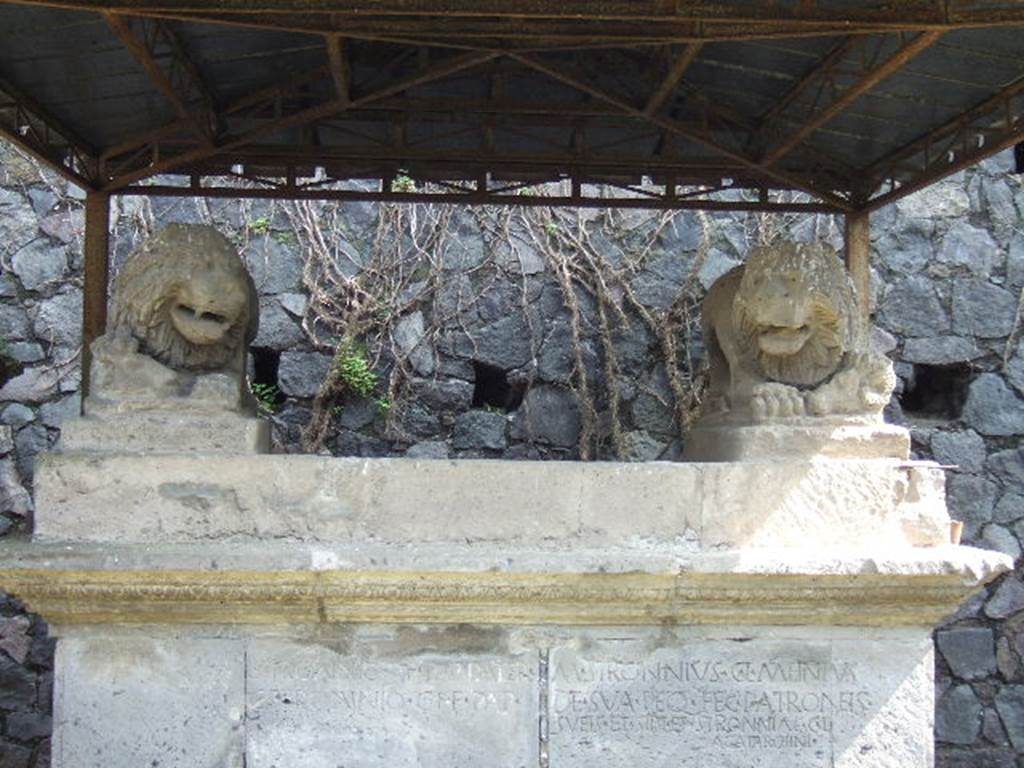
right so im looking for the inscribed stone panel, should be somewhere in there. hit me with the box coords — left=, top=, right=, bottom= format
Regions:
left=246, top=639, right=540, bottom=768
left=547, top=631, right=931, bottom=768
left=53, top=636, right=245, bottom=768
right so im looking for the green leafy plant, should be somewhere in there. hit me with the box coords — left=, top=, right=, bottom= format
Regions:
left=375, top=397, right=392, bottom=416
left=249, top=216, right=271, bottom=236
left=335, top=339, right=378, bottom=398
left=391, top=175, right=416, bottom=193
left=250, top=382, right=280, bottom=414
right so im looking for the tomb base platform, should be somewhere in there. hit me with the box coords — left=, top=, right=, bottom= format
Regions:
left=683, top=420, right=911, bottom=462
left=0, top=452, right=1010, bottom=768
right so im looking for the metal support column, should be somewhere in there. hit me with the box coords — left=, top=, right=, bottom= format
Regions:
left=82, top=191, right=110, bottom=402
left=844, top=210, right=871, bottom=333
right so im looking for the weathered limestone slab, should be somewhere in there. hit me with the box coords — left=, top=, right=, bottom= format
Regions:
left=58, top=411, right=270, bottom=454
left=5, top=439, right=1006, bottom=768
left=33, top=455, right=700, bottom=545
left=547, top=628, right=932, bottom=768
left=53, top=635, right=245, bottom=768
left=43, top=625, right=942, bottom=768
left=699, top=459, right=949, bottom=548
left=683, top=422, right=910, bottom=462
left=247, top=634, right=539, bottom=768
left=32, top=454, right=951, bottom=549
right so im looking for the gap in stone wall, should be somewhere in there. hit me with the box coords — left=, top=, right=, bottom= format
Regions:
left=0, top=349, right=21, bottom=388
left=901, top=362, right=972, bottom=421
left=471, top=361, right=527, bottom=413
left=250, top=347, right=286, bottom=410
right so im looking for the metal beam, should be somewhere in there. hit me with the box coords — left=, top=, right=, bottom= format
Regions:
left=506, top=52, right=854, bottom=210
left=863, top=74, right=1024, bottom=206
left=5, top=0, right=1024, bottom=27
left=363, top=96, right=630, bottom=119
left=844, top=211, right=871, bottom=332
left=643, top=43, right=702, bottom=116
left=758, top=31, right=944, bottom=168
left=109, top=9, right=939, bottom=48
left=102, top=50, right=499, bottom=189
left=325, top=35, right=350, bottom=103
left=82, top=191, right=110, bottom=400
left=0, top=75, right=97, bottom=188
left=103, top=13, right=217, bottom=143
left=755, top=36, right=859, bottom=138
left=863, top=83, right=1024, bottom=212
left=119, top=180, right=842, bottom=213
left=186, top=143, right=755, bottom=179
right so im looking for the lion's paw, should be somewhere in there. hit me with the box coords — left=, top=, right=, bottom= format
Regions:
left=751, top=382, right=806, bottom=422
left=805, top=387, right=832, bottom=416
left=854, top=352, right=896, bottom=410
left=91, top=331, right=139, bottom=361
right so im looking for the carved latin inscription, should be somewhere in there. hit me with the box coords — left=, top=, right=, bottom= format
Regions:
left=246, top=641, right=539, bottom=768
left=551, top=655, right=867, bottom=747
left=547, top=636, right=929, bottom=768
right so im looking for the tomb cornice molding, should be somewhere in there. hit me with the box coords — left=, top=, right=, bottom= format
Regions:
left=0, top=566, right=991, bottom=628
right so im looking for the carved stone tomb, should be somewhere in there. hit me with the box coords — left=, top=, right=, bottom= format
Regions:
left=0, top=230, right=1008, bottom=768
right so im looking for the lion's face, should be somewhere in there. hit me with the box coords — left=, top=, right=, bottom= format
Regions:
left=111, top=225, right=258, bottom=373
left=732, top=242, right=855, bottom=388
left=167, top=263, right=251, bottom=347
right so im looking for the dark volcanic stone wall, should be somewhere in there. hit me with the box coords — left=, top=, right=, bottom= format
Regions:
left=0, top=139, right=1022, bottom=766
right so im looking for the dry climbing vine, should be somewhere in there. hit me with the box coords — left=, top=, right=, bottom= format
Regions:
left=280, top=183, right=817, bottom=459
left=286, top=199, right=450, bottom=450
left=521, top=203, right=710, bottom=458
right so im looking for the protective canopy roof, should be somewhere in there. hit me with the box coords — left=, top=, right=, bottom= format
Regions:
left=1, top=1, right=1023, bottom=212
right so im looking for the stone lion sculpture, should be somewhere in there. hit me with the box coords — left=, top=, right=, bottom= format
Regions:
left=700, top=240, right=894, bottom=423
left=88, top=224, right=259, bottom=412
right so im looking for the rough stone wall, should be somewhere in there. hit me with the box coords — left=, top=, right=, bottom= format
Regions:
left=880, top=151, right=1024, bottom=768
left=0, top=146, right=75, bottom=768
left=0, top=138, right=1022, bottom=766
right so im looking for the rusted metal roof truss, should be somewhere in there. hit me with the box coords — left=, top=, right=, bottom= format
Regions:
left=1, top=0, right=1023, bottom=212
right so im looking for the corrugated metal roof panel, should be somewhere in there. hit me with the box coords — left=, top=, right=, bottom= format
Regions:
left=0, top=2, right=1022, bottom=208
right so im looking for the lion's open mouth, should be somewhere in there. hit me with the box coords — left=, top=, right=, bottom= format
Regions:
left=171, top=302, right=232, bottom=345
left=757, top=325, right=812, bottom=356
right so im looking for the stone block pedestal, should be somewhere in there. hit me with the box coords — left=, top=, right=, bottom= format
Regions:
left=682, top=421, right=911, bottom=462
left=0, top=444, right=1010, bottom=767
left=45, top=623, right=938, bottom=768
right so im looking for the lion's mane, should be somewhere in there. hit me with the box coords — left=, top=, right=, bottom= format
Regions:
left=110, top=224, right=258, bottom=373
left=730, top=241, right=859, bottom=388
